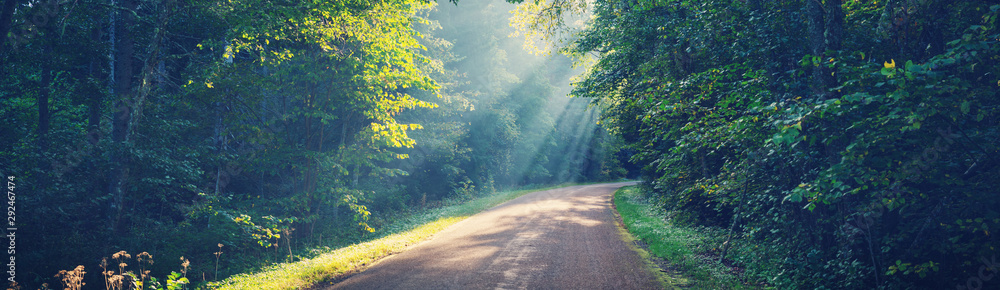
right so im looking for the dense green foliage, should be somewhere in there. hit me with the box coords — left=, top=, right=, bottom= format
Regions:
left=6, top=0, right=995, bottom=287
left=567, top=0, right=999, bottom=288
left=0, top=0, right=624, bottom=288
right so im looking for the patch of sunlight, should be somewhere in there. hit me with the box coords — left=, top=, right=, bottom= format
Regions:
left=214, top=183, right=584, bottom=290
left=614, top=185, right=754, bottom=289
left=214, top=216, right=466, bottom=290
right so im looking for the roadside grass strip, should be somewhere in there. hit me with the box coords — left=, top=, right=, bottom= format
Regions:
left=614, top=185, right=754, bottom=289
left=213, top=184, right=581, bottom=290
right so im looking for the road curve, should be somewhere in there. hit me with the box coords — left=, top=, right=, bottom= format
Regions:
left=322, top=182, right=661, bottom=290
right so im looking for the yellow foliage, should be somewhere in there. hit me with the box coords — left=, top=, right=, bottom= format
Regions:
left=883, top=59, right=895, bottom=69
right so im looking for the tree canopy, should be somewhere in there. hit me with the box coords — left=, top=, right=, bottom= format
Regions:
left=1, top=0, right=623, bottom=288
left=559, top=0, right=999, bottom=288
left=3, top=0, right=997, bottom=288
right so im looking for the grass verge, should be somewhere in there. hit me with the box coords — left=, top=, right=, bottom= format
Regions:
left=211, top=183, right=585, bottom=290
left=614, top=185, right=765, bottom=289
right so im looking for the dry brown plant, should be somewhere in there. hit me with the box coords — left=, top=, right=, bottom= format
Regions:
left=54, top=265, right=85, bottom=290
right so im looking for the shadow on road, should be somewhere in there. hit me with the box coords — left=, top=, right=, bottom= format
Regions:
left=325, top=182, right=659, bottom=289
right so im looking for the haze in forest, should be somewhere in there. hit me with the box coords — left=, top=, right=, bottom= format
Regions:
left=0, top=0, right=625, bottom=288
left=2, top=0, right=998, bottom=289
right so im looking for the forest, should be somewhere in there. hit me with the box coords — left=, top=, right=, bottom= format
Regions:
left=2, top=0, right=998, bottom=289
left=1, top=0, right=626, bottom=288
left=557, top=0, right=998, bottom=288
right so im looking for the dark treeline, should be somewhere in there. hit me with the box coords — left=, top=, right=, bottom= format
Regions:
left=562, top=0, right=999, bottom=288
left=0, top=0, right=624, bottom=288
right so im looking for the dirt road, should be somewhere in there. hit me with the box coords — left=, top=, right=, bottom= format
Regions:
left=324, top=182, right=662, bottom=289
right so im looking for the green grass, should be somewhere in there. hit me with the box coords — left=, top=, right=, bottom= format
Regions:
left=211, top=183, right=586, bottom=290
left=614, top=185, right=765, bottom=289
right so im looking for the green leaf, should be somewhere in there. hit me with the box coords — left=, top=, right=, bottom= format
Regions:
left=960, top=101, right=971, bottom=114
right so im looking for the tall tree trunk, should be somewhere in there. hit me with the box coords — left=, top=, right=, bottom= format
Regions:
left=340, top=116, right=349, bottom=149
left=108, top=0, right=170, bottom=233
left=807, top=0, right=827, bottom=98
left=822, top=0, right=845, bottom=165
left=214, top=104, right=223, bottom=195
left=699, top=150, right=708, bottom=179
left=88, top=26, right=103, bottom=133
left=109, top=0, right=148, bottom=233
left=824, top=0, right=843, bottom=53
left=824, top=0, right=844, bottom=95
left=37, top=45, right=51, bottom=139
left=0, top=0, right=16, bottom=50
left=305, top=111, right=314, bottom=195
left=108, top=0, right=138, bottom=233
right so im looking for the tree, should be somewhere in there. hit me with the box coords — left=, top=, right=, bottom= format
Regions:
left=556, top=0, right=1000, bottom=287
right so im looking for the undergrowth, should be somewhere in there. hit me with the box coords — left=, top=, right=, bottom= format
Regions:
left=614, top=185, right=773, bottom=289
left=209, top=183, right=585, bottom=290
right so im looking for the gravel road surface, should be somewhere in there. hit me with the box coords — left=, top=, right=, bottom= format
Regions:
left=324, top=182, right=661, bottom=289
